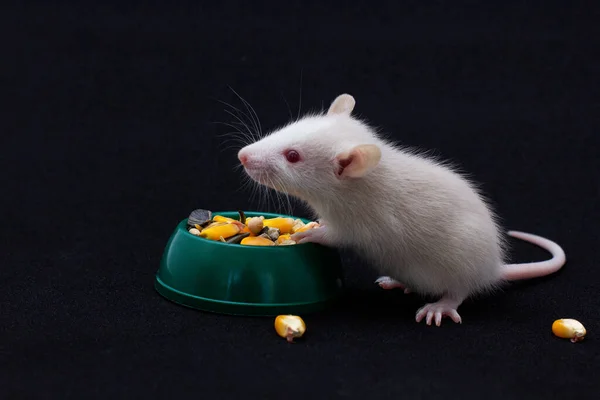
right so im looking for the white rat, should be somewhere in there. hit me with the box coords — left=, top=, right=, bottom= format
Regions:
left=237, top=93, right=566, bottom=326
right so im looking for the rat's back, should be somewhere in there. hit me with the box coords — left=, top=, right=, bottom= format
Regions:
left=323, top=140, right=507, bottom=297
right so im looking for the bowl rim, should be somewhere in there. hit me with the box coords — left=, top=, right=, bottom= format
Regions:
left=180, top=210, right=316, bottom=250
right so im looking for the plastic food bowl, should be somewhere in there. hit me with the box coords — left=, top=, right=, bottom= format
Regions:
left=154, top=211, right=345, bottom=316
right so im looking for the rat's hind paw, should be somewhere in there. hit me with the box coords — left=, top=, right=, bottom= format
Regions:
left=415, top=297, right=463, bottom=326
left=375, top=276, right=411, bottom=294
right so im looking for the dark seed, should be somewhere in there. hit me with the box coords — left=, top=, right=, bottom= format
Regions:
left=226, top=232, right=251, bottom=244
left=188, top=209, right=212, bottom=227
left=238, top=210, right=246, bottom=224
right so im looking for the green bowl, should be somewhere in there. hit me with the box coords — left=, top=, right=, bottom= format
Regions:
left=154, top=211, right=345, bottom=316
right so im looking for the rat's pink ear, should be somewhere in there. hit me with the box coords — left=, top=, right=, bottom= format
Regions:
left=327, top=94, right=355, bottom=116
left=335, top=144, right=381, bottom=179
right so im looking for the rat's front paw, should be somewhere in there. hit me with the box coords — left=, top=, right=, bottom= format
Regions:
left=291, top=225, right=331, bottom=246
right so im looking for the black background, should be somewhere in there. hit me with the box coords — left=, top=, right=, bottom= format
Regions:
left=2, top=1, right=599, bottom=399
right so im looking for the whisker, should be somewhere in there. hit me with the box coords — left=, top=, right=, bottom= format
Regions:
left=271, top=178, right=284, bottom=214
left=214, top=128, right=250, bottom=140
left=265, top=177, right=276, bottom=213
left=272, top=176, right=284, bottom=212
left=238, top=175, right=254, bottom=194
left=223, top=109, right=257, bottom=142
left=262, top=181, right=271, bottom=213
left=281, top=91, right=293, bottom=121
left=263, top=178, right=272, bottom=212
left=217, top=136, right=251, bottom=149
left=211, top=120, right=254, bottom=145
left=216, top=133, right=251, bottom=147
left=227, top=86, right=263, bottom=139
left=217, top=138, right=248, bottom=149
left=210, top=96, right=258, bottom=141
left=217, top=144, right=246, bottom=155
left=244, top=177, right=257, bottom=205
left=252, top=176, right=265, bottom=212
left=236, top=172, right=257, bottom=205
left=274, top=176, right=293, bottom=216
left=213, top=97, right=256, bottom=134
left=212, top=120, right=248, bottom=131
left=297, top=68, right=303, bottom=121
left=213, top=130, right=252, bottom=150
left=216, top=99, right=252, bottom=122
left=284, top=183, right=294, bottom=216
left=278, top=180, right=291, bottom=215
left=285, top=184, right=294, bottom=215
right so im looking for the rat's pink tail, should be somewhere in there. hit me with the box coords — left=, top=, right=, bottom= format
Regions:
left=502, top=230, right=566, bottom=281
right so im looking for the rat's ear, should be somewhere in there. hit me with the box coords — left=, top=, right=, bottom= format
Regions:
left=327, top=94, right=355, bottom=116
left=335, top=144, right=381, bottom=179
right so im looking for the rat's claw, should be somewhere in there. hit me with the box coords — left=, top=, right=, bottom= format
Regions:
left=448, top=310, right=462, bottom=324
left=415, top=297, right=463, bottom=326
left=415, top=307, right=427, bottom=323
left=435, top=311, right=442, bottom=326
left=426, top=311, right=434, bottom=326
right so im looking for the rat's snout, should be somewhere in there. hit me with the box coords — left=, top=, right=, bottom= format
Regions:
left=238, top=149, right=250, bottom=166
left=238, top=149, right=261, bottom=170
left=237, top=148, right=275, bottom=188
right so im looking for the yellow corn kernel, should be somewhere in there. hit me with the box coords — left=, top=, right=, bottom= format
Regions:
left=263, top=217, right=295, bottom=234
left=199, top=223, right=240, bottom=241
left=276, top=234, right=292, bottom=244
left=202, top=221, right=228, bottom=230
left=240, top=236, right=275, bottom=246
left=275, top=315, right=306, bottom=343
left=291, top=219, right=305, bottom=233
left=213, top=215, right=237, bottom=223
left=552, top=318, right=586, bottom=343
left=293, top=221, right=320, bottom=233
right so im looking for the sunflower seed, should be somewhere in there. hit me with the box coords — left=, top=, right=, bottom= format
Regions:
left=188, top=209, right=212, bottom=227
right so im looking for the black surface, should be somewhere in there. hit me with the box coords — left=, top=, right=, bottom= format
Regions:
left=2, top=1, right=599, bottom=399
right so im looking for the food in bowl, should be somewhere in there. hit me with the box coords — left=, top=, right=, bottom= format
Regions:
left=186, top=209, right=320, bottom=246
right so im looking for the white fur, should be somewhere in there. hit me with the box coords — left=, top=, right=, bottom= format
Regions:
left=237, top=96, right=566, bottom=307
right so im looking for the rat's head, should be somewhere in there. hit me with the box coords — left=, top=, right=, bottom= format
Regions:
left=237, top=94, right=382, bottom=200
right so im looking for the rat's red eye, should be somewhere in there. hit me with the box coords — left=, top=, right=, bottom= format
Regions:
left=284, top=149, right=301, bottom=163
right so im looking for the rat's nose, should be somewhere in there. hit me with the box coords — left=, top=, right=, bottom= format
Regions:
left=238, top=151, right=249, bottom=166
